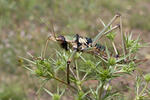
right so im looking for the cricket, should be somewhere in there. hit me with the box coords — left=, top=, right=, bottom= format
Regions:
left=41, top=13, right=146, bottom=84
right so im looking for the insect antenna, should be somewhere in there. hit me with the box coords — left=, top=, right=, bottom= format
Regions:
left=40, top=17, right=56, bottom=59
left=51, top=20, right=57, bottom=40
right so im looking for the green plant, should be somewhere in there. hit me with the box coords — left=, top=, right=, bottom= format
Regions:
left=22, top=14, right=148, bottom=100
left=0, top=84, right=26, bottom=100
left=134, top=73, right=150, bottom=100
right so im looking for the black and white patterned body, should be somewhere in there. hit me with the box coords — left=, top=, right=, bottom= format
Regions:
left=56, top=34, right=105, bottom=53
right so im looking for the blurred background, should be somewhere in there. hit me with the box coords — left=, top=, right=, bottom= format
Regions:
left=0, top=0, right=150, bottom=99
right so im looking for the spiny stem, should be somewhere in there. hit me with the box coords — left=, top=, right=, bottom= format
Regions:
left=75, top=60, right=80, bottom=81
left=81, top=72, right=88, bottom=81
left=139, top=82, right=148, bottom=96
left=53, top=76, right=92, bottom=100
left=99, top=82, right=105, bottom=100
left=112, top=42, right=118, bottom=55
left=70, top=66, right=77, bottom=79
left=53, top=76, right=77, bottom=91
left=75, top=60, right=83, bottom=92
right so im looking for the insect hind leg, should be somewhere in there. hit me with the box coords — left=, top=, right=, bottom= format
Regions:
left=119, top=14, right=126, bottom=56
left=92, top=13, right=121, bottom=45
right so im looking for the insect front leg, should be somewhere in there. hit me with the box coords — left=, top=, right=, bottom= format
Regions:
left=42, top=34, right=57, bottom=59
left=42, top=20, right=57, bottom=59
left=42, top=37, right=50, bottom=59
left=66, top=50, right=77, bottom=84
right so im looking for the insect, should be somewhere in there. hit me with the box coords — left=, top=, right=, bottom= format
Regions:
left=42, top=13, right=147, bottom=84
left=42, top=13, right=121, bottom=84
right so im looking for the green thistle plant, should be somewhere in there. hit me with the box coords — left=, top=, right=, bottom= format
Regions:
left=22, top=15, right=148, bottom=100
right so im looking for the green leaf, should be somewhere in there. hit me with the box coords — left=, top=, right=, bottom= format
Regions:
left=44, top=88, right=53, bottom=96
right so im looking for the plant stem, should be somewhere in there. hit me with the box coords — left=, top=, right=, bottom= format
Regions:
left=53, top=76, right=92, bottom=100
left=75, top=60, right=83, bottom=92
left=112, top=42, right=118, bottom=55
left=53, top=76, right=77, bottom=92
left=139, top=82, right=148, bottom=96
left=134, top=82, right=148, bottom=100
left=99, top=82, right=105, bottom=100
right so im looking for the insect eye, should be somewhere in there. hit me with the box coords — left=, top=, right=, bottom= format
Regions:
left=57, top=35, right=66, bottom=41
